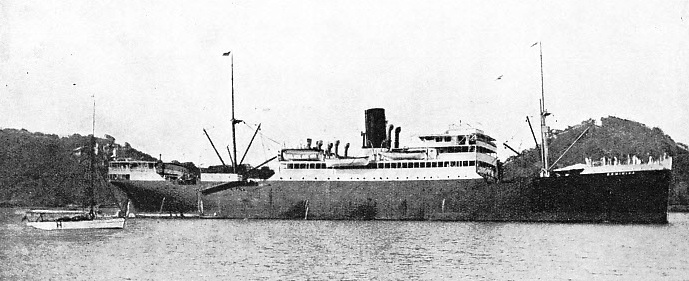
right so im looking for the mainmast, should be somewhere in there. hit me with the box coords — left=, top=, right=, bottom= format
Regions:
left=538, top=42, right=550, bottom=177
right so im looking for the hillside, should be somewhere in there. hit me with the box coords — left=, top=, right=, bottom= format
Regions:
left=502, top=116, right=689, bottom=205
left=0, top=128, right=155, bottom=207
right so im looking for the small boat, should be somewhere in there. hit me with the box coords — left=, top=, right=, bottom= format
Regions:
left=379, top=151, right=426, bottom=160
left=24, top=210, right=125, bottom=230
left=325, top=157, right=370, bottom=168
left=25, top=98, right=127, bottom=230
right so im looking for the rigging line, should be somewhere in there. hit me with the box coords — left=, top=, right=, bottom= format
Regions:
left=241, top=122, right=283, bottom=145
left=257, top=130, right=282, bottom=145
left=241, top=121, right=282, bottom=146
left=260, top=133, right=268, bottom=162
left=260, top=133, right=281, bottom=146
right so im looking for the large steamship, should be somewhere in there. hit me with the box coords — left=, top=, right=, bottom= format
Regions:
left=109, top=107, right=672, bottom=223
left=108, top=51, right=672, bottom=223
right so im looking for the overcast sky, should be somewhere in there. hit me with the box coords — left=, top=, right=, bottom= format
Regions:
left=2, top=0, right=688, bottom=167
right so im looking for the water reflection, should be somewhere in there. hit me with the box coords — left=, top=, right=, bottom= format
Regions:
left=2, top=209, right=689, bottom=280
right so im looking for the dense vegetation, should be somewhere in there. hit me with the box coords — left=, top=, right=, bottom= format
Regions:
left=502, top=116, right=689, bottom=205
left=0, top=129, right=153, bottom=208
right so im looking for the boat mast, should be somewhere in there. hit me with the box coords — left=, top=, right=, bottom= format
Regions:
left=231, top=52, right=238, bottom=170
left=538, top=42, right=550, bottom=177
left=89, top=96, right=96, bottom=216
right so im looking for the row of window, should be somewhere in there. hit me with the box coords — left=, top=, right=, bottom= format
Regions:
left=476, top=146, right=496, bottom=155
left=109, top=163, right=156, bottom=169
left=434, top=146, right=496, bottom=155
left=283, top=153, right=320, bottom=160
left=108, top=174, right=131, bottom=180
left=420, top=135, right=473, bottom=144
left=376, top=161, right=477, bottom=169
left=419, top=134, right=495, bottom=146
left=284, top=146, right=495, bottom=163
left=279, top=175, right=474, bottom=180
left=437, top=146, right=475, bottom=153
left=285, top=161, right=479, bottom=170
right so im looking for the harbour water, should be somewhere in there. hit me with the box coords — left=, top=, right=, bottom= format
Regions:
left=2, top=208, right=688, bottom=280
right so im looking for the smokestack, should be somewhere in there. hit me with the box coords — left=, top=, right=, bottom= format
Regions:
left=317, top=140, right=323, bottom=151
left=394, top=127, right=401, bottom=148
left=306, top=138, right=312, bottom=149
left=364, top=108, right=386, bottom=148
left=335, top=140, right=340, bottom=158
left=344, top=143, right=350, bottom=158
left=327, top=143, right=333, bottom=156
left=387, top=124, right=394, bottom=149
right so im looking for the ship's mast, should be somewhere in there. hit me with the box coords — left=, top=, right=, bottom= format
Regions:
left=222, top=51, right=266, bottom=176
left=538, top=42, right=550, bottom=177
left=227, top=51, right=239, bottom=169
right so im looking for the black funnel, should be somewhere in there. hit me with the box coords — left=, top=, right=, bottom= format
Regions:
left=364, top=108, right=386, bottom=148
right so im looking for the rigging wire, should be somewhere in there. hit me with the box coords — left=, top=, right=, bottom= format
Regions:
left=238, top=122, right=281, bottom=166
left=260, top=133, right=268, bottom=163
left=242, top=122, right=281, bottom=145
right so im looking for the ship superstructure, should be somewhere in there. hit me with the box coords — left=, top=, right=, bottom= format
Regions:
left=108, top=159, right=240, bottom=183
left=277, top=108, right=498, bottom=182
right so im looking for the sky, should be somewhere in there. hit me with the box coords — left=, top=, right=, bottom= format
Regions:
left=1, top=0, right=688, bottom=167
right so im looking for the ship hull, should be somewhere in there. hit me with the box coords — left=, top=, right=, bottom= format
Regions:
left=111, top=169, right=670, bottom=223
left=26, top=218, right=126, bottom=230
left=531, top=170, right=670, bottom=223
left=113, top=180, right=204, bottom=213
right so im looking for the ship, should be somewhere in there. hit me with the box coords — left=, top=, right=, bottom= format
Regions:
left=109, top=106, right=672, bottom=223
left=108, top=50, right=673, bottom=223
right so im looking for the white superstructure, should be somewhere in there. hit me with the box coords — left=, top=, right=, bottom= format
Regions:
left=277, top=125, right=499, bottom=181
left=108, top=158, right=240, bottom=183
left=108, top=159, right=163, bottom=181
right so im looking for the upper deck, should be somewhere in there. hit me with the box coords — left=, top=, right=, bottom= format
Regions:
left=277, top=124, right=500, bottom=181
left=108, top=158, right=240, bottom=183
left=108, top=159, right=162, bottom=181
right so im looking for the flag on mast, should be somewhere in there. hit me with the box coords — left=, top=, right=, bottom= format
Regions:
left=222, top=51, right=231, bottom=56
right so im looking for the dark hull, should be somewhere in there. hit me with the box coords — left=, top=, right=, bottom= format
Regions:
left=111, top=169, right=671, bottom=223
left=531, top=170, right=671, bottom=223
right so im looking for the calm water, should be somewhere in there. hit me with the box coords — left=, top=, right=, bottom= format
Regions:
left=1, top=209, right=688, bottom=280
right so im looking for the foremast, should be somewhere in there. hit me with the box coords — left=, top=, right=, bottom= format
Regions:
left=218, top=51, right=274, bottom=181
left=223, top=51, right=245, bottom=173
left=537, top=42, right=551, bottom=177
left=229, top=52, right=240, bottom=169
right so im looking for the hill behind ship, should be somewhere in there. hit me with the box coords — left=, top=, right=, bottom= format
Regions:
left=0, top=129, right=155, bottom=208
left=502, top=116, right=689, bottom=206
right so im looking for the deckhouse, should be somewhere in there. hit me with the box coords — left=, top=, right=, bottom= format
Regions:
left=277, top=109, right=499, bottom=181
